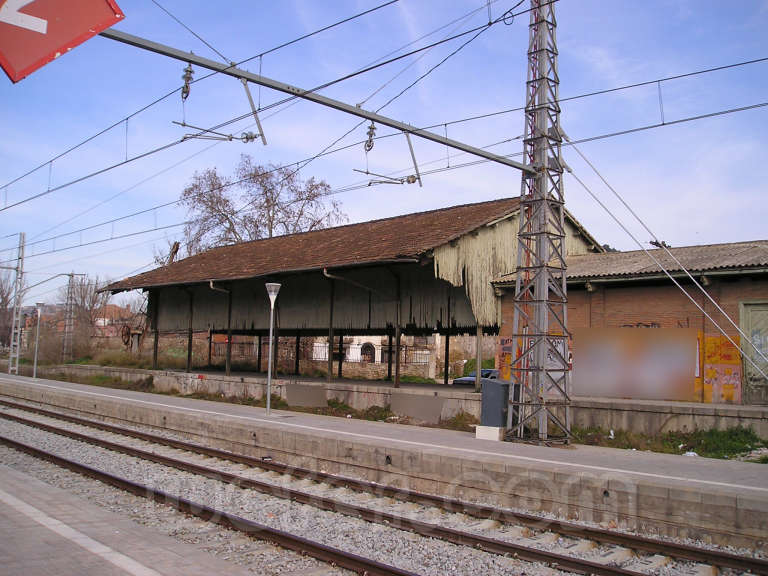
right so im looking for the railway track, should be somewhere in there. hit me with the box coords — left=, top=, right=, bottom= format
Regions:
left=0, top=397, right=765, bottom=576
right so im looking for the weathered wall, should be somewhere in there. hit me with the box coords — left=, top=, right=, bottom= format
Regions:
left=434, top=215, right=596, bottom=326
left=501, top=275, right=768, bottom=404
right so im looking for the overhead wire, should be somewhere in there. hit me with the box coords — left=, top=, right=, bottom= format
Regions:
left=566, top=166, right=768, bottom=381
left=0, top=0, right=400, bottom=193
left=150, top=0, right=230, bottom=62
left=0, top=3, right=522, bottom=215
left=567, top=139, right=768, bottom=366
left=22, top=0, right=504, bottom=241
left=7, top=93, right=766, bottom=259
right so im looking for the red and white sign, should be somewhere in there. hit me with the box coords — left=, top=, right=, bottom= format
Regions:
left=0, top=0, right=124, bottom=83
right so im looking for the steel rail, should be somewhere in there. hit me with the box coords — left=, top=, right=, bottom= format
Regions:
left=1, top=398, right=765, bottom=574
left=0, top=409, right=641, bottom=576
left=0, top=433, right=419, bottom=576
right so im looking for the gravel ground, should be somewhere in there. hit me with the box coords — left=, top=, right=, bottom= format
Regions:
left=0, top=417, right=557, bottom=576
left=0, top=400, right=761, bottom=571
left=0, top=444, right=341, bottom=575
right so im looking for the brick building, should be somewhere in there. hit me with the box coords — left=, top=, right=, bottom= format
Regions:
left=496, top=240, right=768, bottom=405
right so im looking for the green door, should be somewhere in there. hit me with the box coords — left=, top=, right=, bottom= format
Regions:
left=742, top=302, right=768, bottom=404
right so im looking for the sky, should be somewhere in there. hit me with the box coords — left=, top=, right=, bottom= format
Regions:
left=1, top=0, right=766, bottom=306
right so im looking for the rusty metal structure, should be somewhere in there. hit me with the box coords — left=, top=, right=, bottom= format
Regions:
left=507, top=0, right=570, bottom=441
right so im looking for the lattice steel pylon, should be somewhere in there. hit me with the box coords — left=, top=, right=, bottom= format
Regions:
left=61, top=273, right=75, bottom=363
left=506, top=0, right=570, bottom=442
left=7, top=233, right=25, bottom=375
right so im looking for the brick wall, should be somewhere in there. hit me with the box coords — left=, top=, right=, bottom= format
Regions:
left=499, top=275, right=768, bottom=404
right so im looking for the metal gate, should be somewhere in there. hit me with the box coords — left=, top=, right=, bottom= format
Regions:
left=742, top=302, right=768, bottom=404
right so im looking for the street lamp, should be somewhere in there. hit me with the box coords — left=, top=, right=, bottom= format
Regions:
left=33, top=303, right=43, bottom=379
left=265, top=282, right=281, bottom=416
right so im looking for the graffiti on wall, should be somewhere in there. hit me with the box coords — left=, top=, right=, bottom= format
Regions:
left=702, top=335, right=742, bottom=403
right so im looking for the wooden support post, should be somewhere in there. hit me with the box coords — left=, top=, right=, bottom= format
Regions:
left=151, top=290, right=159, bottom=370
left=394, top=324, right=401, bottom=388
left=475, top=323, right=482, bottom=392
left=443, top=329, right=450, bottom=385
left=225, top=291, right=233, bottom=376
left=443, top=288, right=451, bottom=385
left=337, top=333, right=343, bottom=379
left=257, top=334, right=262, bottom=372
left=186, top=290, right=194, bottom=373
left=386, top=330, right=393, bottom=381
left=294, top=332, right=301, bottom=375
left=394, top=276, right=401, bottom=388
left=207, top=329, right=212, bottom=367
left=327, top=279, right=334, bottom=383
left=272, top=312, right=279, bottom=376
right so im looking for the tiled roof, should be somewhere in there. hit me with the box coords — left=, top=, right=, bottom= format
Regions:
left=107, top=197, right=521, bottom=292
left=495, top=240, right=768, bottom=283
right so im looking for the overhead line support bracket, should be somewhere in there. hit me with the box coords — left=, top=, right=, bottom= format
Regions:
left=99, top=29, right=535, bottom=174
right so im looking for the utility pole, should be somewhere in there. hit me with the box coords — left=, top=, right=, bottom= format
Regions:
left=7, top=232, right=24, bottom=375
left=61, top=273, right=75, bottom=363
left=507, top=0, right=570, bottom=442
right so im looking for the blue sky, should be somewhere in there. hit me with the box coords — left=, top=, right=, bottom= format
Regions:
left=1, top=0, right=766, bottom=305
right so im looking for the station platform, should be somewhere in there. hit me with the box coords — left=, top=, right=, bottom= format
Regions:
left=1, top=374, right=766, bottom=549
left=0, top=463, right=251, bottom=576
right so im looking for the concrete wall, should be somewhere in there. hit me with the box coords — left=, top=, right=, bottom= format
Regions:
left=21, top=363, right=768, bottom=435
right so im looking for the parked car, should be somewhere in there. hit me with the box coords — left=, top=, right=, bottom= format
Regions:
left=451, top=369, right=499, bottom=385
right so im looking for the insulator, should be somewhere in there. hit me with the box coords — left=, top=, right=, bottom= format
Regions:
left=364, top=121, right=376, bottom=152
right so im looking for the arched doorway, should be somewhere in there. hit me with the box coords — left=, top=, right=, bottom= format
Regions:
left=360, top=342, right=375, bottom=363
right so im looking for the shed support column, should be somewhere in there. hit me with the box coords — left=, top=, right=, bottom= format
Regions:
left=387, top=331, right=393, bottom=381
left=475, top=323, right=482, bottom=392
left=443, top=287, right=451, bottom=385
left=207, top=330, right=212, bottom=367
left=186, top=291, right=194, bottom=373
left=394, top=325, right=401, bottom=388
left=257, top=334, right=262, bottom=372
left=337, top=333, right=343, bottom=379
left=225, top=290, right=232, bottom=377
left=294, top=333, right=301, bottom=375
left=273, top=314, right=279, bottom=376
left=151, top=290, right=159, bottom=371
left=328, top=279, right=334, bottom=383
left=394, top=276, right=401, bottom=388
left=443, top=329, right=450, bottom=385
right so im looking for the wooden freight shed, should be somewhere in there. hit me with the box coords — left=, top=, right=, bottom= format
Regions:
left=106, top=197, right=601, bottom=386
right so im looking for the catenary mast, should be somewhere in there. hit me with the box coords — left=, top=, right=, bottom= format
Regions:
left=507, top=0, right=570, bottom=441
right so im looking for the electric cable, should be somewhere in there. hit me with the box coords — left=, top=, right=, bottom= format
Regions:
left=10, top=93, right=766, bottom=258
left=567, top=139, right=768, bottom=366
left=25, top=231, right=185, bottom=275
left=0, top=0, right=400, bottom=193
left=567, top=167, right=768, bottom=380
left=22, top=1, right=502, bottom=240
left=0, top=2, right=524, bottom=215
left=151, top=0, right=230, bottom=63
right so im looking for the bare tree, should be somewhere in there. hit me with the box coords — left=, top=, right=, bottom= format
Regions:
left=174, top=156, right=346, bottom=257
left=58, top=276, right=112, bottom=357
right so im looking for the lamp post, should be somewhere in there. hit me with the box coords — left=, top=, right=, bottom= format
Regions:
left=265, top=282, right=281, bottom=416
left=33, top=303, right=43, bottom=379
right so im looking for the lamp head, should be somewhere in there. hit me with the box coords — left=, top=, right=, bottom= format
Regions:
left=265, top=282, right=281, bottom=307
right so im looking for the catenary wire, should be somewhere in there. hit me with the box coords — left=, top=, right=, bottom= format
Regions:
left=8, top=94, right=766, bottom=259
left=150, top=0, right=230, bottom=62
left=0, top=2, right=523, bottom=215
left=567, top=139, right=768, bottom=366
left=0, top=0, right=532, bottom=218
left=567, top=166, right=768, bottom=381
left=0, top=0, right=400, bottom=193
left=22, top=1, right=501, bottom=241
